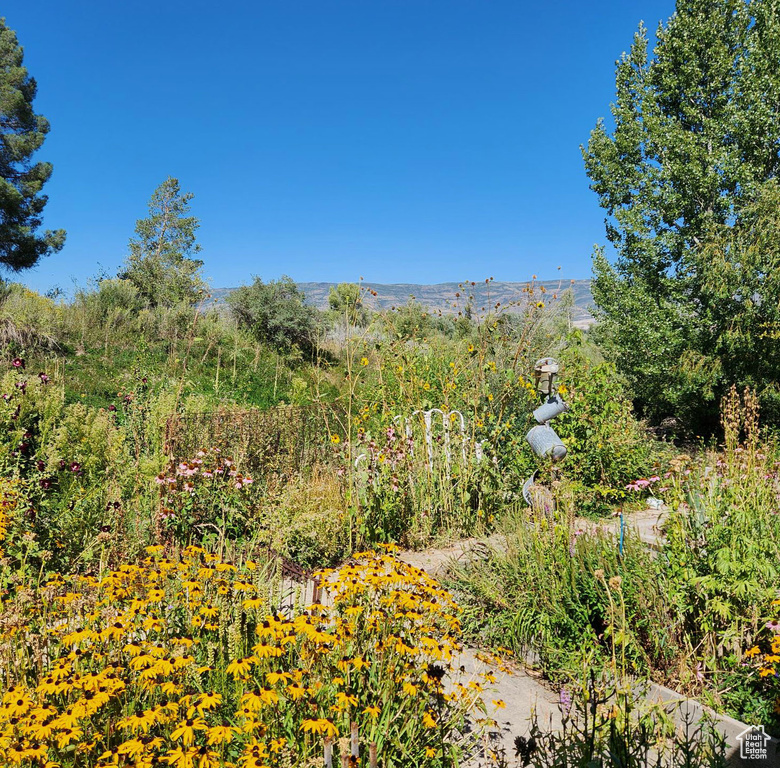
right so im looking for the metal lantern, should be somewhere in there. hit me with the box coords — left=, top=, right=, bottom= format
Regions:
left=526, top=424, right=567, bottom=461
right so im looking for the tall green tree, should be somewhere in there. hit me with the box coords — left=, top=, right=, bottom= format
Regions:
left=0, top=18, right=65, bottom=272
left=583, top=0, right=780, bottom=431
left=119, top=177, right=205, bottom=308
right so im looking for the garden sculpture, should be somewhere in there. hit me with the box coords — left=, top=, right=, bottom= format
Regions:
left=523, top=357, right=569, bottom=506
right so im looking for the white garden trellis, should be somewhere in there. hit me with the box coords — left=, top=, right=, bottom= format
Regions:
left=354, top=408, right=484, bottom=470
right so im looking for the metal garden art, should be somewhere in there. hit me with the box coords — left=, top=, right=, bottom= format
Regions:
left=523, top=357, right=569, bottom=511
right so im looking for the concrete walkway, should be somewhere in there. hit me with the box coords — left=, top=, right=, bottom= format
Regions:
left=398, top=507, right=760, bottom=767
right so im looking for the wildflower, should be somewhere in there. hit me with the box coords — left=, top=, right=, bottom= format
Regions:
left=164, top=746, right=199, bottom=767
left=195, top=692, right=222, bottom=713
left=300, top=718, right=338, bottom=737
left=171, top=716, right=208, bottom=745
left=206, top=724, right=239, bottom=745
left=363, top=705, right=381, bottom=717
left=226, top=656, right=254, bottom=679
left=559, top=687, right=572, bottom=717
left=360, top=357, right=368, bottom=366
left=331, top=434, right=340, bottom=445
left=11, top=357, right=24, bottom=369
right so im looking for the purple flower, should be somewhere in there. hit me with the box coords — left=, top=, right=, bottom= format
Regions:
left=38, top=372, right=50, bottom=384
left=70, top=461, right=82, bottom=474
left=108, top=404, right=117, bottom=412
left=11, top=357, right=24, bottom=369
left=559, top=687, right=572, bottom=717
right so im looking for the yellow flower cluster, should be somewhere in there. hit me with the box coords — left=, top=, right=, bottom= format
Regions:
left=746, top=601, right=780, bottom=681
left=0, top=545, right=485, bottom=767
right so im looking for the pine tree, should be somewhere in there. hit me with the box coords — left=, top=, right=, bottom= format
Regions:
left=0, top=18, right=65, bottom=272
left=120, top=177, right=205, bottom=308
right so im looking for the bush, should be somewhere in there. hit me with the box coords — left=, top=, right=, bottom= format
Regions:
left=554, top=334, right=662, bottom=514
left=228, top=276, right=320, bottom=356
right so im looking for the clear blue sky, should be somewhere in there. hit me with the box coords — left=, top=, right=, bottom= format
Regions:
left=6, top=0, right=676, bottom=294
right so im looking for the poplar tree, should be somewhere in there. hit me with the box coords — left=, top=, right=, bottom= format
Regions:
left=583, top=0, right=780, bottom=431
left=0, top=18, right=65, bottom=272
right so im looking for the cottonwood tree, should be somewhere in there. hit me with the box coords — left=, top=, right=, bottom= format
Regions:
left=583, top=0, right=780, bottom=431
left=119, top=177, right=205, bottom=308
left=0, top=18, right=65, bottom=273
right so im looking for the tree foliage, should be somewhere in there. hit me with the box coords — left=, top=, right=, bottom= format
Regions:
left=119, top=178, right=205, bottom=308
left=0, top=18, right=65, bottom=273
left=228, top=276, right=319, bottom=356
left=583, top=0, right=780, bottom=431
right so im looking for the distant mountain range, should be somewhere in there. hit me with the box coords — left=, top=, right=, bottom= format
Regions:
left=208, top=279, right=595, bottom=325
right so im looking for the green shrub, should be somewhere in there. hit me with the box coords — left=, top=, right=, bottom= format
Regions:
left=228, top=275, right=320, bottom=356
left=554, top=334, right=663, bottom=514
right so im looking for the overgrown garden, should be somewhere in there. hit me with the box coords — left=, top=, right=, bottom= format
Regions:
left=3, top=1, right=780, bottom=765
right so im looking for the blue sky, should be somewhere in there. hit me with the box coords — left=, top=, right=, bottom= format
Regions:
left=5, top=0, right=675, bottom=295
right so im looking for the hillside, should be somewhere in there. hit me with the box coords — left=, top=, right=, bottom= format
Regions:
left=210, top=279, right=595, bottom=324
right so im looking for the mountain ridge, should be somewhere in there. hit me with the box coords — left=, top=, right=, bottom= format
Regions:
left=208, top=279, right=595, bottom=323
